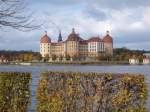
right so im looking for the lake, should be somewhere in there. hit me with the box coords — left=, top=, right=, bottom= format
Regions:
left=0, top=65, right=149, bottom=111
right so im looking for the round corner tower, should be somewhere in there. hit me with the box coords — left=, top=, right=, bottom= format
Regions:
left=40, top=31, right=51, bottom=57
left=103, top=31, right=113, bottom=56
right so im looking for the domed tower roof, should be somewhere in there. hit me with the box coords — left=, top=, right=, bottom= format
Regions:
left=103, top=31, right=113, bottom=43
left=40, top=31, right=51, bottom=43
left=67, top=28, right=83, bottom=41
left=88, top=36, right=102, bottom=42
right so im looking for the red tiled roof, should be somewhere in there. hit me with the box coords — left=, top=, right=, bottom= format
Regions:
left=79, top=40, right=88, bottom=45
left=40, top=34, right=51, bottom=43
left=103, top=34, right=113, bottom=43
left=88, top=37, right=102, bottom=42
left=67, top=28, right=83, bottom=41
left=67, top=33, right=83, bottom=41
left=103, top=35, right=113, bottom=43
left=51, top=42, right=64, bottom=46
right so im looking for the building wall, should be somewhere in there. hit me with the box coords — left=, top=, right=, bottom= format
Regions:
left=51, top=43, right=66, bottom=57
left=104, top=42, right=113, bottom=56
left=98, top=42, right=105, bottom=52
left=79, top=44, right=88, bottom=57
left=143, top=59, right=150, bottom=64
left=129, top=59, right=139, bottom=65
left=66, top=41, right=79, bottom=57
left=40, top=43, right=51, bottom=57
left=40, top=40, right=113, bottom=59
left=88, top=41, right=105, bottom=57
left=88, top=42, right=98, bottom=57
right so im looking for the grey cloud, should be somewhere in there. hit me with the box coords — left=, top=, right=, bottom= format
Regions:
left=1, top=0, right=150, bottom=51
left=0, top=30, right=42, bottom=51
left=115, top=41, right=150, bottom=51
left=84, top=5, right=107, bottom=21
left=92, top=0, right=150, bottom=9
left=114, top=30, right=150, bottom=44
left=31, top=0, right=150, bottom=9
left=29, top=0, right=85, bottom=5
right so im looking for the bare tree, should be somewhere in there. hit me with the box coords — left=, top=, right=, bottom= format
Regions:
left=0, top=0, right=40, bottom=31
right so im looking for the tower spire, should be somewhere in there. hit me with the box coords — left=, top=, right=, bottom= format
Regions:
left=106, top=30, right=110, bottom=35
left=45, top=31, right=47, bottom=35
left=58, top=30, right=62, bottom=42
left=72, top=28, right=75, bottom=34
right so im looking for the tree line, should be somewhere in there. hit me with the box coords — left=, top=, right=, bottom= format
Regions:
left=0, top=50, right=42, bottom=62
left=0, top=48, right=149, bottom=62
left=113, top=47, right=149, bottom=62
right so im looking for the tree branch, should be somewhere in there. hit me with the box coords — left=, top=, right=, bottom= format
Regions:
left=0, top=0, right=41, bottom=31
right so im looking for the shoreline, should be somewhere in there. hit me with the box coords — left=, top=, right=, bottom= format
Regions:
left=0, top=61, right=149, bottom=66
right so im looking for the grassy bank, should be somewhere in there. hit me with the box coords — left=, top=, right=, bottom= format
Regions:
left=37, top=71, right=148, bottom=112
left=2, top=60, right=148, bottom=66
left=47, top=61, right=129, bottom=65
left=0, top=72, right=31, bottom=112
left=30, top=61, right=130, bottom=66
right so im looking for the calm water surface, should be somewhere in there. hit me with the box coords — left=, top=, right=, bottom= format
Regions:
left=0, top=65, right=149, bottom=111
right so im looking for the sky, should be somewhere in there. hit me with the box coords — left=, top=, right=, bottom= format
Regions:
left=0, top=0, right=150, bottom=51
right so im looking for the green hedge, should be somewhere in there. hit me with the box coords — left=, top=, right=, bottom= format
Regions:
left=37, top=71, right=148, bottom=112
left=0, top=72, right=31, bottom=112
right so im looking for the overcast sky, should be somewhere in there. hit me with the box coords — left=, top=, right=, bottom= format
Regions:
left=0, top=0, right=150, bottom=51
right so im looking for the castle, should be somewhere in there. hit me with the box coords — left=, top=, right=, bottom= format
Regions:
left=40, top=28, right=113, bottom=61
